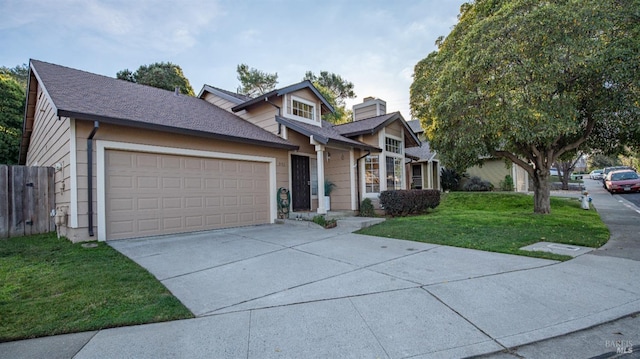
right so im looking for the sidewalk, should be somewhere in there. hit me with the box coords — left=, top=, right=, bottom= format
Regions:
left=1, top=184, right=639, bottom=359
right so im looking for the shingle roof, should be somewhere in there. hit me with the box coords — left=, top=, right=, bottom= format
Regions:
left=407, top=119, right=424, bottom=134
left=199, top=85, right=252, bottom=103
left=275, top=116, right=380, bottom=151
left=231, top=80, right=334, bottom=114
left=335, top=112, right=421, bottom=147
left=406, top=142, right=436, bottom=162
left=29, top=60, right=296, bottom=150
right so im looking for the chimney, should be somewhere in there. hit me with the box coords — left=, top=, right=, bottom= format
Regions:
left=352, top=97, right=386, bottom=121
left=174, top=86, right=180, bottom=95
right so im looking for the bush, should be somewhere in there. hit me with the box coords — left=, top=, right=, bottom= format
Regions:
left=379, top=189, right=440, bottom=217
left=440, top=168, right=461, bottom=191
left=312, top=215, right=337, bottom=228
left=463, top=176, right=493, bottom=192
left=499, top=175, right=514, bottom=191
left=359, top=198, right=375, bottom=217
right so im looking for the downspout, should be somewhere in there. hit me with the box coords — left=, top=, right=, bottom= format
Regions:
left=265, top=98, right=282, bottom=135
left=355, top=150, right=371, bottom=212
left=87, top=121, right=99, bottom=237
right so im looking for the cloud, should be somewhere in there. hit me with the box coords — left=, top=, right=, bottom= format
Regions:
left=1, top=0, right=222, bottom=54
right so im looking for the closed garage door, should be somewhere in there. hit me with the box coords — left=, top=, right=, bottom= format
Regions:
left=105, top=150, right=270, bottom=240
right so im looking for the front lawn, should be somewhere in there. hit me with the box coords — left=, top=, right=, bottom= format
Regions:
left=0, top=233, right=193, bottom=342
left=358, top=192, right=609, bottom=261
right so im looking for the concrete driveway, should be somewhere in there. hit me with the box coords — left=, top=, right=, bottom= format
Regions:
left=87, top=221, right=640, bottom=359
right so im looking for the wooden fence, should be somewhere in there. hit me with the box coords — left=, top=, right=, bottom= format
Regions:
left=0, top=165, right=55, bottom=238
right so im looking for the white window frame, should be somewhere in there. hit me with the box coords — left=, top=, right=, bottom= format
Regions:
left=364, top=155, right=380, bottom=196
left=383, top=134, right=404, bottom=191
left=289, top=96, right=319, bottom=126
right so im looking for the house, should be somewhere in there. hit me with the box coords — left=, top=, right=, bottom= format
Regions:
left=464, top=160, right=530, bottom=192
left=405, top=120, right=440, bottom=190
left=19, top=60, right=420, bottom=242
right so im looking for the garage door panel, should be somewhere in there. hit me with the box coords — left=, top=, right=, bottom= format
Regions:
left=106, top=150, right=270, bottom=240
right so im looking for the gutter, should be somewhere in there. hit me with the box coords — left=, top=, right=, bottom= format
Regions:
left=265, top=98, right=283, bottom=135
left=87, top=121, right=99, bottom=237
left=354, top=150, right=371, bottom=212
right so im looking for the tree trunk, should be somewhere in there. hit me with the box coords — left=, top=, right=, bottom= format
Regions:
left=531, top=172, right=551, bottom=214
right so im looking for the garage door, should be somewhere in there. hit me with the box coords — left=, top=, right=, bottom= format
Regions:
left=105, top=150, right=270, bottom=240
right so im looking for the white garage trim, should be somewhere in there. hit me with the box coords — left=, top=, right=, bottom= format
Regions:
left=96, top=140, right=277, bottom=241
left=69, top=118, right=78, bottom=228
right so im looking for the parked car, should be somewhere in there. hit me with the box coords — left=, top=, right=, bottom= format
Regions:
left=602, top=166, right=635, bottom=187
left=589, top=169, right=604, bottom=180
left=604, top=170, right=640, bottom=193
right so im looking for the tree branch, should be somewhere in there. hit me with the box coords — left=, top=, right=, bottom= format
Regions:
left=493, top=150, right=534, bottom=177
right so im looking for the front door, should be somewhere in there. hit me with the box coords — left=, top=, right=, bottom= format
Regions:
left=291, top=155, right=310, bottom=211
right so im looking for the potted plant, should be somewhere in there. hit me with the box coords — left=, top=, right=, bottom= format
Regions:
left=324, top=179, right=336, bottom=211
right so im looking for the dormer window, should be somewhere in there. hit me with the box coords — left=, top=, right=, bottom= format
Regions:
left=289, top=96, right=318, bottom=125
left=292, top=99, right=314, bottom=120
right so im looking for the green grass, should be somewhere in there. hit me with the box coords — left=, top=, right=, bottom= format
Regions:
left=357, top=192, right=609, bottom=261
left=0, top=233, right=193, bottom=342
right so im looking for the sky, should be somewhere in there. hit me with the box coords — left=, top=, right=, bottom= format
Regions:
left=1, top=0, right=466, bottom=119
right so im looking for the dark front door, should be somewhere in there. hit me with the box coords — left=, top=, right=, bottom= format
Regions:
left=291, top=155, right=310, bottom=211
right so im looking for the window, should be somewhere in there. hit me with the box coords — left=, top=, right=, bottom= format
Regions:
left=292, top=99, right=314, bottom=121
left=386, top=157, right=403, bottom=190
left=365, top=156, right=380, bottom=193
left=310, top=158, right=318, bottom=195
left=385, top=137, right=402, bottom=154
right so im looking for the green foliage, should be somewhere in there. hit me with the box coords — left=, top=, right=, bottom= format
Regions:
left=311, top=215, right=336, bottom=228
left=499, top=174, right=514, bottom=191
left=324, top=179, right=336, bottom=195
left=589, top=154, right=621, bottom=169
left=303, top=71, right=356, bottom=124
left=411, top=0, right=640, bottom=213
left=358, top=192, right=609, bottom=261
left=0, top=233, right=193, bottom=341
left=236, top=64, right=278, bottom=97
left=440, top=168, right=461, bottom=191
left=117, top=62, right=195, bottom=96
left=0, top=74, right=25, bottom=164
left=463, top=176, right=493, bottom=192
left=0, top=64, right=28, bottom=89
left=359, top=198, right=376, bottom=217
left=379, top=189, right=441, bottom=217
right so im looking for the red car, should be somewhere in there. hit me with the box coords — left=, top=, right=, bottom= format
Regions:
left=605, top=170, right=640, bottom=193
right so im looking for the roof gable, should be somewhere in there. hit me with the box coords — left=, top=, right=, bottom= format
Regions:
left=231, top=80, right=334, bottom=113
left=26, top=60, right=297, bottom=151
left=334, top=112, right=421, bottom=147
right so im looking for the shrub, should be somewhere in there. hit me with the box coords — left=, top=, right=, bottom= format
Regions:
left=379, top=189, right=440, bottom=217
left=463, top=176, right=493, bottom=191
left=359, top=198, right=375, bottom=217
left=499, top=175, right=514, bottom=191
left=440, top=168, right=461, bottom=191
left=312, top=215, right=337, bottom=228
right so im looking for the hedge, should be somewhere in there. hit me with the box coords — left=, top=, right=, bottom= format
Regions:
left=379, top=189, right=441, bottom=217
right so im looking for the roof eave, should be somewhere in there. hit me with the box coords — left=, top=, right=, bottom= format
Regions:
left=58, top=110, right=299, bottom=151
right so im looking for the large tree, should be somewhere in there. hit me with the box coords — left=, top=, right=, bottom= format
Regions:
left=303, top=71, right=356, bottom=124
left=236, top=64, right=278, bottom=97
left=411, top=0, right=639, bottom=213
left=0, top=74, right=25, bottom=164
left=0, top=64, right=28, bottom=89
left=117, top=62, right=195, bottom=96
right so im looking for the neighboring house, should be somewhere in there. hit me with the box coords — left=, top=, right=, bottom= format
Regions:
left=405, top=120, right=440, bottom=190
left=19, top=60, right=420, bottom=242
left=465, top=159, right=529, bottom=192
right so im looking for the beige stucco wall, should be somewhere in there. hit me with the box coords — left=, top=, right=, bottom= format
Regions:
left=25, top=84, right=71, bottom=235
left=68, top=120, right=290, bottom=242
left=465, top=159, right=510, bottom=189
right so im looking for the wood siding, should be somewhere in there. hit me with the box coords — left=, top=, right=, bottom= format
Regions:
left=0, top=165, right=55, bottom=238
left=324, top=148, right=352, bottom=211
